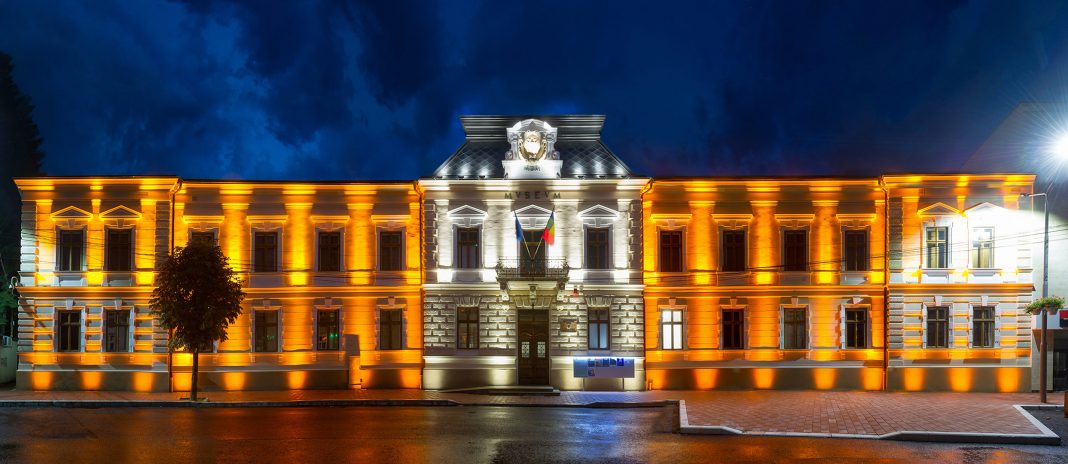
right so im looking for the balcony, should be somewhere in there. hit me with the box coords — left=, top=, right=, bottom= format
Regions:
left=495, top=258, right=570, bottom=288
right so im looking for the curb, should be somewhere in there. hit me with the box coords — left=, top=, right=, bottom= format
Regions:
left=676, top=400, right=1062, bottom=446
left=0, top=399, right=461, bottom=408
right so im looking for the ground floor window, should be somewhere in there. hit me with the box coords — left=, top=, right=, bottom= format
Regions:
left=782, top=307, right=807, bottom=349
left=926, top=306, right=950, bottom=348
left=254, top=310, right=279, bottom=352
left=844, top=308, right=868, bottom=349
left=379, top=309, right=403, bottom=350
left=972, top=306, right=996, bottom=348
left=104, top=310, right=130, bottom=352
left=588, top=308, right=610, bottom=350
left=457, top=307, right=479, bottom=349
left=722, top=308, right=744, bottom=350
left=316, top=310, right=340, bottom=351
left=56, top=310, right=81, bottom=352
left=661, top=309, right=683, bottom=350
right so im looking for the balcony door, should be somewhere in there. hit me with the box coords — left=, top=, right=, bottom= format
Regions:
left=519, top=230, right=546, bottom=275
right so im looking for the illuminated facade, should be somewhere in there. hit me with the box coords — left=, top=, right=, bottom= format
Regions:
left=12, top=115, right=1041, bottom=393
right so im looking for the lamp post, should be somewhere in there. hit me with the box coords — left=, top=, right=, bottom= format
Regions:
left=1023, top=191, right=1050, bottom=402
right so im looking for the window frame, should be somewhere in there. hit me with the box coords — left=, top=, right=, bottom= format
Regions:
left=842, top=306, right=870, bottom=349
left=971, top=227, right=994, bottom=269
left=781, top=228, right=808, bottom=272
left=56, top=309, right=82, bottom=352
left=972, top=305, right=997, bottom=348
left=660, top=308, right=684, bottom=350
left=253, top=310, right=280, bottom=353
left=658, top=229, right=685, bottom=273
left=316, top=309, right=340, bottom=351
left=924, top=226, right=949, bottom=269
left=588, top=307, right=611, bottom=350
left=721, top=307, right=746, bottom=350
left=720, top=228, right=747, bottom=273
left=781, top=306, right=808, bottom=350
left=57, top=228, right=85, bottom=272
left=584, top=226, right=612, bottom=270
left=252, top=230, right=280, bottom=273
left=377, top=229, right=405, bottom=271
left=454, top=226, right=482, bottom=270
left=842, top=228, right=870, bottom=272
left=316, top=230, right=343, bottom=272
left=456, top=307, right=479, bottom=350
left=378, top=308, right=404, bottom=350
left=924, top=305, right=951, bottom=348
left=104, top=309, right=131, bottom=353
left=104, top=227, right=134, bottom=272
left=189, top=230, right=217, bottom=246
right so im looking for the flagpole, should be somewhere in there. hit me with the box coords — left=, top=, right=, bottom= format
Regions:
left=515, top=211, right=531, bottom=260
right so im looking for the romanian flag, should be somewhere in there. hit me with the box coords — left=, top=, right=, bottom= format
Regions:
left=542, top=211, right=555, bottom=245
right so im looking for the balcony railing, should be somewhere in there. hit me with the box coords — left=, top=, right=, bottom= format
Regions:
left=495, top=258, right=570, bottom=281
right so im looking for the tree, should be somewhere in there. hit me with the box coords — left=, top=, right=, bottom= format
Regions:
left=0, top=52, right=46, bottom=288
left=150, top=239, right=244, bottom=401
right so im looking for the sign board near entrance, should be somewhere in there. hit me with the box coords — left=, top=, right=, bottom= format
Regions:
left=573, top=357, right=636, bottom=378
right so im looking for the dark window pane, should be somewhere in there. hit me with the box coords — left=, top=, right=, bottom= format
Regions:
left=57, top=310, right=81, bottom=352
left=783, top=308, right=807, bottom=349
left=456, top=228, right=480, bottom=269
left=973, top=306, right=995, bottom=348
left=721, top=230, right=747, bottom=272
left=926, top=306, right=949, bottom=348
left=379, top=309, right=403, bottom=350
left=843, top=230, right=869, bottom=271
left=845, top=309, right=868, bottom=348
left=457, top=307, right=479, bottom=349
left=379, top=231, right=403, bottom=271
left=588, top=308, right=610, bottom=350
left=254, top=311, right=278, bottom=352
left=660, top=231, right=683, bottom=272
left=318, top=231, right=342, bottom=272
left=105, top=310, right=130, bottom=352
left=317, top=310, right=340, bottom=351
left=58, top=230, right=84, bottom=272
left=253, top=232, right=278, bottom=272
left=105, top=229, right=133, bottom=271
left=783, top=229, right=807, bottom=271
left=585, top=228, right=610, bottom=270
left=190, top=231, right=215, bottom=245
left=722, top=309, right=744, bottom=349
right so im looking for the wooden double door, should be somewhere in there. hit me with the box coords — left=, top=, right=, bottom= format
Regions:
left=517, top=310, right=550, bottom=385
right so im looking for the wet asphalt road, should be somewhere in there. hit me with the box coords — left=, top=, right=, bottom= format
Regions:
left=0, top=405, right=1067, bottom=463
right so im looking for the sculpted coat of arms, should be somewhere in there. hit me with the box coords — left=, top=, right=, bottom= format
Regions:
left=506, top=119, right=559, bottom=163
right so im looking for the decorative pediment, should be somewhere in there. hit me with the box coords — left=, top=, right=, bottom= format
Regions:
left=50, top=206, right=92, bottom=220
left=514, top=204, right=552, bottom=217
left=448, top=205, right=488, bottom=219
left=578, top=205, right=619, bottom=219
left=916, top=202, right=961, bottom=217
left=100, top=205, right=142, bottom=219
left=963, top=202, right=1001, bottom=217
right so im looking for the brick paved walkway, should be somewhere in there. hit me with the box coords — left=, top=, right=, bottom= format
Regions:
left=0, top=388, right=1055, bottom=437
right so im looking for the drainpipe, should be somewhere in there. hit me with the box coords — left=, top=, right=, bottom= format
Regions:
left=881, top=178, right=890, bottom=391
left=167, top=178, right=181, bottom=393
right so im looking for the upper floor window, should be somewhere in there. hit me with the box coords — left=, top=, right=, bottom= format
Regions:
left=104, top=309, right=130, bottom=352
left=971, top=227, right=994, bottom=269
left=105, top=228, right=133, bottom=272
left=782, top=229, right=808, bottom=271
left=721, top=229, right=746, bottom=272
left=456, top=227, right=481, bottom=269
left=379, top=231, right=404, bottom=271
left=316, top=310, right=340, bottom=351
left=57, top=229, right=84, bottom=272
left=973, top=306, right=995, bottom=348
left=189, top=231, right=216, bottom=245
left=253, top=231, right=279, bottom=272
left=722, top=308, right=745, bottom=349
left=379, top=308, right=403, bottom=350
left=661, top=309, right=683, bottom=350
left=588, top=308, right=610, bottom=350
left=925, top=226, right=948, bottom=269
left=56, top=310, right=80, bottom=352
left=925, top=305, right=950, bottom=348
left=318, top=231, right=342, bottom=272
left=457, top=307, right=479, bottom=349
left=254, top=310, right=279, bottom=352
left=585, top=227, right=611, bottom=270
left=843, top=229, right=869, bottom=271
left=843, top=307, right=869, bottom=349
left=659, top=230, right=683, bottom=272
left=782, top=307, right=807, bottom=350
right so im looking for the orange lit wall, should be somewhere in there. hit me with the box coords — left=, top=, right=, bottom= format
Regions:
left=750, top=201, right=777, bottom=285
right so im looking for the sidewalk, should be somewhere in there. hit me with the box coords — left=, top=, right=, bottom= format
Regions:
left=0, top=388, right=1059, bottom=445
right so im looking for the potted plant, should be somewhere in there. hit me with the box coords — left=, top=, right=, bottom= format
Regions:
left=1026, top=296, right=1065, bottom=315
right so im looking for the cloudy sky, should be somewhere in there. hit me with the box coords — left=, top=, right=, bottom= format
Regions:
left=1, top=0, right=1067, bottom=180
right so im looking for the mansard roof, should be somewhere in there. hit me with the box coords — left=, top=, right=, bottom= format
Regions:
left=429, top=115, right=635, bottom=179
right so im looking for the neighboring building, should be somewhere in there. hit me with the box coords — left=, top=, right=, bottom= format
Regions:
left=419, top=116, right=648, bottom=390
left=11, top=114, right=1043, bottom=392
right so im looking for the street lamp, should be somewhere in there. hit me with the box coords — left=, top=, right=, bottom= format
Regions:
left=1022, top=191, right=1050, bottom=402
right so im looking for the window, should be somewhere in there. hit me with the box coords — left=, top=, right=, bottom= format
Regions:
left=722, top=308, right=745, bottom=349
left=782, top=229, right=808, bottom=271
left=661, top=309, right=683, bottom=350
left=721, top=229, right=746, bottom=272
left=105, top=229, right=133, bottom=271
left=926, top=306, right=950, bottom=348
left=379, top=231, right=403, bottom=271
left=585, top=227, right=610, bottom=270
left=456, top=227, right=480, bottom=269
left=457, top=307, right=479, bottom=349
left=104, top=310, right=130, bottom=352
left=189, top=231, right=215, bottom=245
left=973, top=306, right=996, bottom=348
left=57, top=229, right=84, bottom=272
left=843, top=229, right=869, bottom=271
left=379, top=309, right=403, bottom=350
left=253, top=231, right=278, bottom=272
left=56, top=310, right=80, bottom=352
left=254, top=311, right=278, bottom=352
left=588, top=308, right=610, bottom=350
left=844, top=308, right=868, bottom=349
left=782, top=308, right=807, bottom=350
left=659, top=230, right=683, bottom=272
left=925, top=227, right=948, bottom=269
left=972, top=227, right=994, bottom=268
left=318, top=231, right=342, bottom=272
left=316, top=310, right=340, bottom=351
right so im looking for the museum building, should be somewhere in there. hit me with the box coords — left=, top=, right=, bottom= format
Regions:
left=12, top=115, right=1044, bottom=392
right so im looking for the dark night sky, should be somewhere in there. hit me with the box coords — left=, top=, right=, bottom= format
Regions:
left=1, top=0, right=1067, bottom=180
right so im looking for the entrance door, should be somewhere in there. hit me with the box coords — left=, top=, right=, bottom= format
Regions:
left=517, top=310, right=550, bottom=385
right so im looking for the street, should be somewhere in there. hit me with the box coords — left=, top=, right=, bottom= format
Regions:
left=0, top=406, right=1066, bottom=463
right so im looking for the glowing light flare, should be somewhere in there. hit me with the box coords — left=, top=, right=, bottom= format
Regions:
left=221, top=372, right=247, bottom=390
left=861, top=368, right=883, bottom=390
left=86, top=271, right=104, bottom=286
left=1053, top=133, right=1068, bottom=159
left=694, top=369, right=718, bottom=389
left=996, top=369, right=1021, bottom=392
left=948, top=367, right=973, bottom=392
left=80, top=371, right=103, bottom=390
left=287, top=371, right=308, bottom=389
left=132, top=372, right=156, bottom=392
left=813, top=368, right=836, bottom=390
left=752, top=368, right=775, bottom=389
left=903, top=368, right=924, bottom=391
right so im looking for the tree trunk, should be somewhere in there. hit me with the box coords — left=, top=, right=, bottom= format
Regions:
left=191, top=347, right=199, bottom=402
